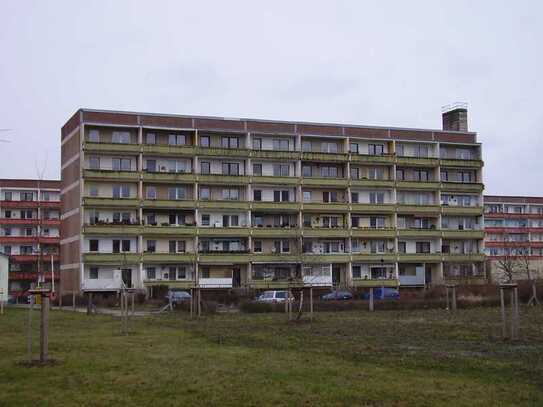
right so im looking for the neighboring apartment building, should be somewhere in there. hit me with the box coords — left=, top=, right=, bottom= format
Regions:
left=484, top=195, right=543, bottom=281
left=0, top=179, right=61, bottom=297
left=60, top=105, right=485, bottom=295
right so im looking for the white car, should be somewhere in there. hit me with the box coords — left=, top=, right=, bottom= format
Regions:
left=256, top=290, right=294, bottom=304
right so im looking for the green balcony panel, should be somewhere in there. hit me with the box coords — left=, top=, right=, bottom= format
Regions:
left=250, top=254, right=301, bottom=263
left=83, top=253, right=141, bottom=265
left=398, top=229, right=442, bottom=238
left=84, top=169, right=140, bottom=181
left=142, top=172, right=197, bottom=183
left=351, top=203, right=395, bottom=213
left=396, top=181, right=441, bottom=190
left=198, top=200, right=250, bottom=210
left=144, top=280, right=196, bottom=288
left=442, top=230, right=485, bottom=239
left=303, top=202, right=349, bottom=212
left=198, top=227, right=250, bottom=237
left=351, top=154, right=395, bottom=164
left=440, top=159, right=484, bottom=168
left=83, top=225, right=142, bottom=235
left=142, top=253, right=196, bottom=263
left=398, top=253, right=442, bottom=263
left=442, top=206, right=484, bottom=216
left=143, top=226, right=196, bottom=236
left=396, top=205, right=441, bottom=215
left=84, top=142, right=141, bottom=154
left=301, top=151, right=348, bottom=162
left=251, top=150, right=300, bottom=160
left=396, top=156, right=439, bottom=167
left=198, top=253, right=250, bottom=263
left=142, top=144, right=196, bottom=156
left=443, top=276, right=487, bottom=285
left=249, top=280, right=305, bottom=289
left=442, top=254, right=486, bottom=262
left=352, top=279, right=399, bottom=288
left=302, top=228, right=349, bottom=238
left=252, top=227, right=300, bottom=238
left=197, top=146, right=251, bottom=158
left=83, top=197, right=140, bottom=208
left=141, top=199, right=196, bottom=209
left=301, top=254, right=349, bottom=263
left=251, top=175, right=299, bottom=185
left=251, top=202, right=301, bottom=212
left=301, top=177, right=349, bottom=187
left=351, top=228, right=396, bottom=238
left=351, top=179, right=395, bottom=188
left=351, top=253, right=397, bottom=262
left=197, top=174, right=250, bottom=185
left=440, top=182, right=484, bottom=193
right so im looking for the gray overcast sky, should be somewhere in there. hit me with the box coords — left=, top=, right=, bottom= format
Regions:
left=0, top=1, right=541, bottom=195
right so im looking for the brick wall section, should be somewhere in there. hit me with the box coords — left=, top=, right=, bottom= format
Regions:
left=0, top=179, right=60, bottom=189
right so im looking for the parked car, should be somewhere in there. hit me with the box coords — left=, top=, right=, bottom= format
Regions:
left=166, top=290, right=192, bottom=306
left=255, top=290, right=294, bottom=304
left=361, top=287, right=400, bottom=300
left=321, top=290, right=353, bottom=301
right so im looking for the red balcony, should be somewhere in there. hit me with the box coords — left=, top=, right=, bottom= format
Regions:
left=9, top=271, right=60, bottom=281
left=0, top=236, right=37, bottom=244
left=485, top=212, right=543, bottom=219
left=485, top=227, right=543, bottom=234
left=0, top=218, right=39, bottom=226
left=11, top=254, right=60, bottom=262
left=39, top=236, right=61, bottom=244
left=0, top=200, right=61, bottom=209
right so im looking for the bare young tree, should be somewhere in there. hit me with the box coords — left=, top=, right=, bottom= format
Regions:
left=518, top=250, right=539, bottom=306
left=495, top=233, right=523, bottom=283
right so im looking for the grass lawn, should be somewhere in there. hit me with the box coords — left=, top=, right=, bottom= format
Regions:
left=1, top=306, right=542, bottom=406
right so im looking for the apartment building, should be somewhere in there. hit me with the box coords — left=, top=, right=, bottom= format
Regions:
left=484, top=195, right=543, bottom=281
left=0, top=179, right=61, bottom=298
left=60, top=105, right=485, bottom=294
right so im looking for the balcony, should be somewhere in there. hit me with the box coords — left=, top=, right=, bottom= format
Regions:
left=142, top=144, right=196, bottom=157
left=443, top=276, right=487, bottom=285
left=250, top=175, right=299, bottom=185
left=83, top=197, right=140, bottom=208
left=251, top=150, right=300, bottom=160
left=441, top=229, right=485, bottom=239
left=144, top=279, right=195, bottom=289
left=39, top=236, right=60, bottom=244
left=197, top=146, right=250, bottom=158
left=396, top=204, right=441, bottom=215
left=252, top=227, right=300, bottom=238
left=396, top=156, right=439, bottom=167
left=198, top=227, right=250, bottom=237
left=351, top=253, right=397, bottom=262
left=303, top=202, right=349, bottom=212
left=396, top=180, right=441, bottom=190
left=198, top=253, right=250, bottom=263
left=440, top=158, right=483, bottom=168
left=83, top=224, right=142, bottom=235
left=351, top=228, right=396, bottom=238
left=442, top=253, right=486, bottom=262
left=302, top=227, right=349, bottom=238
left=301, top=253, right=349, bottom=263
left=352, top=279, right=399, bottom=288
left=83, top=169, right=139, bottom=182
left=251, top=253, right=301, bottom=263
left=142, top=252, right=196, bottom=263
left=84, top=142, right=141, bottom=154
left=141, top=199, right=196, bottom=210
left=0, top=218, right=39, bottom=226
left=442, top=206, right=484, bottom=216
left=142, top=172, right=196, bottom=183
left=251, top=201, right=301, bottom=212
left=249, top=280, right=304, bottom=289
left=0, top=200, right=60, bottom=209
left=351, top=154, right=394, bottom=165
left=351, top=179, right=394, bottom=188
left=143, top=225, right=196, bottom=236
left=301, top=151, right=348, bottom=162
left=82, top=278, right=123, bottom=291
left=196, top=174, right=250, bottom=185
left=0, top=236, right=37, bottom=244
left=351, top=203, right=395, bottom=213
left=83, top=253, right=141, bottom=264
left=199, top=278, right=233, bottom=288
left=301, top=177, right=349, bottom=187
left=11, top=254, right=59, bottom=262
left=398, top=228, right=442, bottom=238
left=397, top=253, right=442, bottom=263
left=198, top=200, right=250, bottom=210
left=440, top=182, right=484, bottom=193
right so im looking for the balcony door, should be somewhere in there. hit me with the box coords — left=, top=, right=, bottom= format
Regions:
left=232, top=267, right=241, bottom=288
left=121, top=268, right=132, bottom=288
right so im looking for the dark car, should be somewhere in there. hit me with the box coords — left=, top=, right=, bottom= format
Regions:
left=166, top=290, right=192, bottom=306
left=321, top=290, right=353, bottom=301
left=361, top=287, right=400, bottom=300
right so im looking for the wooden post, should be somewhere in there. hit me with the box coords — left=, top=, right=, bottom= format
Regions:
left=309, top=287, right=313, bottom=321
left=131, top=292, right=135, bottom=315
left=446, top=286, right=450, bottom=310
left=72, top=292, right=76, bottom=311
left=40, top=295, right=49, bottom=363
left=510, top=289, right=515, bottom=340
left=197, top=288, right=201, bottom=317
left=369, top=288, right=374, bottom=312
left=86, top=292, right=93, bottom=315
left=190, top=288, right=193, bottom=319
left=500, top=287, right=506, bottom=339
left=452, top=286, right=457, bottom=311
left=288, top=289, right=292, bottom=320
left=27, top=295, right=34, bottom=362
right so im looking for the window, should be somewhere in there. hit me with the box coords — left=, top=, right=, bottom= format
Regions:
left=113, top=185, right=130, bottom=199
left=282, top=240, right=290, bottom=253
left=350, top=143, right=359, bottom=154
left=369, top=192, right=385, bottom=204
left=169, top=213, right=185, bottom=226
left=253, top=190, right=262, bottom=201
left=351, top=216, right=360, bottom=228
left=321, top=166, right=338, bottom=178
left=146, top=133, right=156, bottom=144
left=177, top=266, right=187, bottom=280
left=21, top=192, right=33, bottom=201
left=4, top=191, right=12, bottom=201
left=221, top=136, right=239, bottom=149
left=89, top=267, right=99, bottom=279
left=3, top=246, right=11, bottom=255
left=370, top=217, right=385, bottom=228
left=199, top=187, right=210, bottom=200
left=254, top=240, right=262, bottom=253
left=202, top=214, right=210, bottom=226
left=461, top=171, right=473, bottom=183
left=368, top=167, right=384, bottom=180
left=89, top=185, right=98, bottom=197
left=323, top=191, right=338, bottom=203
left=112, top=131, right=130, bottom=144
left=146, top=213, right=156, bottom=225
left=253, top=163, right=262, bottom=176
left=416, top=242, right=431, bottom=253
left=21, top=210, right=33, bottom=219
left=88, top=129, right=100, bottom=142
left=457, top=149, right=472, bottom=160
left=398, top=241, right=406, bottom=253
left=351, top=192, right=359, bottom=203
left=20, top=246, right=33, bottom=255
left=200, top=161, right=210, bottom=174
left=230, top=215, right=239, bottom=227
left=89, top=156, right=100, bottom=170
left=415, top=145, right=429, bottom=158
left=147, top=267, right=156, bottom=279
left=273, top=139, right=289, bottom=151
left=146, top=240, right=156, bottom=253
left=273, top=164, right=289, bottom=177
left=302, top=166, right=312, bottom=177
left=415, top=170, right=429, bottom=182
left=395, top=169, right=405, bottom=181
left=146, top=186, right=157, bottom=200
left=89, top=240, right=99, bottom=252
left=113, top=158, right=131, bottom=171
left=370, top=240, right=385, bottom=254
left=222, top=162, right=240, bottom=175
left=4, top=210, right=11, bottom=219
left=168, top=187, right=186, bottom=200
left=440, top=170, right=448, bottom=181
left=201, top=266, right=210, bottom=278
left=121, top=240, right=131, bottom=252
left=302, top=141, right=312, bottom=152
left=169, top=241, right=176, bottom=253
left=321, top=142, right=338, bottom=153
left=396, top=144, right=405, bottom=156
left=222, top=189, right=239, bottom=200
left=200, top=136, right=210, bottom=147
left=24, top=228, right=33, bottom=237
left=352, top=265, right=362, bottom=279
left=303, top=191, right=311, bottom=202
left=253, top=138, right=262, bottom=150
left=351, top=168, right=359, bottom=179
left=169, top=134, right=186, bottom=145
left=369, top=144, right=384, bottom=155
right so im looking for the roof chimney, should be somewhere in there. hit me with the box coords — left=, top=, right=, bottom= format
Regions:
left=442, top=102, right=468, bottom=132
